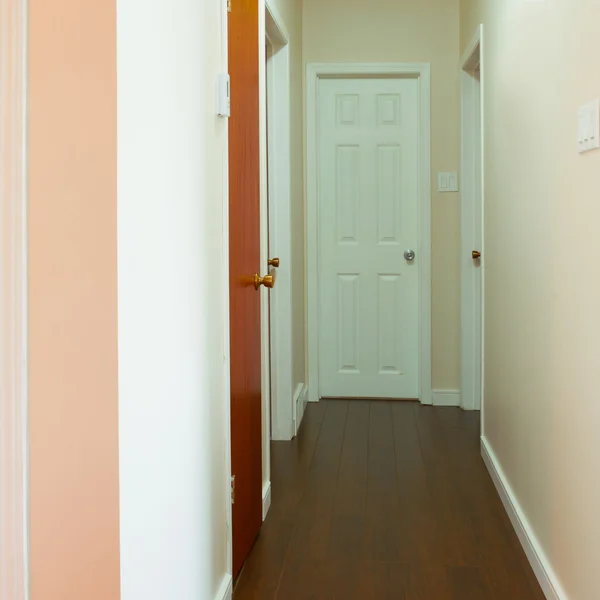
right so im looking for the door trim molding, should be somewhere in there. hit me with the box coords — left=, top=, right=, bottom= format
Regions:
left=0, top=0, right=29, bottom=596
left=305, top=62, right=432, bottom=405
left=460, top=25, right=485, bottom=415
left=263, top=1, right=294, bottom=441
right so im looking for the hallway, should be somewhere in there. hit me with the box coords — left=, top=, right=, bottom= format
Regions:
left=234, top=400, right=545, bottom=599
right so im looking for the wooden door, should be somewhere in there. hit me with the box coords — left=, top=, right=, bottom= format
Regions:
left=228, top=0, right=263, bottom=579
left=318, top=78, right=420, bottom=400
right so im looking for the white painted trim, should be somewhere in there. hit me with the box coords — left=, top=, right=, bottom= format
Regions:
left=214, top=574, right=233, bottom=600
left=257, top=0, right=273, bottom=509
left=265, top=0, right=289, bottom=44
left=306, top=62, right=432, bottom=405
left=0, top=0, right=29, bottom=595
left=264, top=2, right=294, bottom=441
left=262, top=481, right=272, bottom=521
left=221, top=0, right=233, bottom=579
left=461, top=25, right=483, bottom=73
left=460, top=25, right=485, bottom=416
left=481, top=437, right=566, bottom=600
left=293, top=383, right=307, bottom=435
left=432, top=390, right=461, bottom=407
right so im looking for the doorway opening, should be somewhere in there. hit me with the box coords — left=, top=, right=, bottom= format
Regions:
left=305, top=63, right=432, bottom=406
left=263, top=3, right=297, bottom=443
left=460, top=25, right=484, bottom=416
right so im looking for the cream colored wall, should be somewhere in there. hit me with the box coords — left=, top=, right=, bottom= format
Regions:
left=459, top=0, right=483, bottom=53
left=268, top=0, right=306, bottom=390
left=117, top=0, right=231, bottom=597
left=303, top=0, right=462, bottom=390
left=28, top=0, right=120, bottom=597
left=461, top=1, right=600, bottom=598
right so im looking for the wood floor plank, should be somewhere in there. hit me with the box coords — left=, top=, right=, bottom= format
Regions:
left=406, top=565, right=451, bottom=600
left=328, top=401, right=370, bottom=560
left=364, top=402, right=404, bottom=562
left=356, top=562, right=409, bottom=599
left=391, top=403, right=439, bottom=565
left=446, top=565, right=495, bottom=600
left=279, top=401, right=348, bottom=564
left=414, top=406, right=480, bottom=566
left=440, top=417, right=546, bottom=600
left=234, top=401, right=545, bottom=600
left=233, top=402, right=327, bottom=600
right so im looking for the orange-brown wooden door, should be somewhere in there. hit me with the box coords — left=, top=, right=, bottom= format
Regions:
left=228, top=0, right=263, bottom=579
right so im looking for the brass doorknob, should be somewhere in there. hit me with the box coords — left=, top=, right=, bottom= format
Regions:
left=472, top=250, right=481, bottom=260
left=268, top=257, right=280, bottom=268
left=254, top=273, right=275, bottom=290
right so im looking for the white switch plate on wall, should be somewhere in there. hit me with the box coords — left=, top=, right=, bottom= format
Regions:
left=578, top=99, right=599, bottom=154
left=438, top=172, right=459, bottom=192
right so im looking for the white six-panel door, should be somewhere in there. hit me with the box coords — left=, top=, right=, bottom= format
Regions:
left=318, top=77, right=420, bottom=399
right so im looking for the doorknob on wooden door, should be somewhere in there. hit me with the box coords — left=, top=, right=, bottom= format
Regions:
left=268, top=257, right=280, bottom=268
left=472, top=250, right=481, bottom=260
left=254, top=273, right=275, bottom=290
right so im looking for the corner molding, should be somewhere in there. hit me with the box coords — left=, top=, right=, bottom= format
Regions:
left=481, top=437, right=566, bottom=600
left=0, top=0, right=29, bottom=597
left=293, top=382, right=307, bottom=434
left=214, top=574, right=233, bottom=600
left=262, top=481, right=272, bottom=521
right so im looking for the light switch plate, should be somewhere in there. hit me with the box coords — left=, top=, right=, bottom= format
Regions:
left=578, top=99, right=599, bottom=154
left=438, top=172, right=459, bottom=192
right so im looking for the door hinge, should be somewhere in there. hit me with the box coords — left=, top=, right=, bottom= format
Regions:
left=231, top=475, right=236, bottom=504
left=227, top=0, right=232, bottom=12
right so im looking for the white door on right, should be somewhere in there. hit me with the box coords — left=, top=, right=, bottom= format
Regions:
left=318, top=77, right=420, bottom=399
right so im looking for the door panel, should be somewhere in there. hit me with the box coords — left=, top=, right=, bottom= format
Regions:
left=229, top=0, right=262, bottom=578
left=318, top=78, right=420, bottom=399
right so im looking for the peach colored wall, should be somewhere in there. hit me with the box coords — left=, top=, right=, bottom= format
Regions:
left=27, top=0, right=120, bottom=598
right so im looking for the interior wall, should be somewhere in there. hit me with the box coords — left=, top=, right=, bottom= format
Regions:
left=27, top=0, right=121, bottom=598
left=461, top=1, right=600, bottom=598
left=303, top=0, right=462, bottom=391
left=117, top=0, right=231, bottom=598
left=268, top=0, right=306, bottom=391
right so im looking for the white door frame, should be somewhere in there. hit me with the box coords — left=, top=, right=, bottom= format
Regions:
left=306, top=62, right=432, bottom=405
left=460, top=25, right=485, bottom=416
left=261, top=1, right=294, bottom=442
left=0, top=0, right=29, bottom=596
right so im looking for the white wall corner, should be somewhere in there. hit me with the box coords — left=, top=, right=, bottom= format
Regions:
left=481, top=437, right=567, bottom=600
left=293, top=383, right=308, bottom=434
left=432, top=389, right=461, bottom=407
left=262, top=481, right=272, bottom=521
left=214, top=574, right=233, bottom=600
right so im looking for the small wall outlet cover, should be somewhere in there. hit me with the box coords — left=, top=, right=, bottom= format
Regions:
left=438, top=172, right=459, bottom=193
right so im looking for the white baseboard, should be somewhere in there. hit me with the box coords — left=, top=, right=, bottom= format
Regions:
left=481, top=437, right=566, bottom=600
left=294, top=383, right=308, bottom=434
left=432, top=389, right=461, bottom=407
left=262, top=481, right=272, bottom=521
left=214, top=574, right=232, bottom=600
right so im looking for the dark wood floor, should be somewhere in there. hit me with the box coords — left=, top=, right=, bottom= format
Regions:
left=233, top=400, right=545, bottom=599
